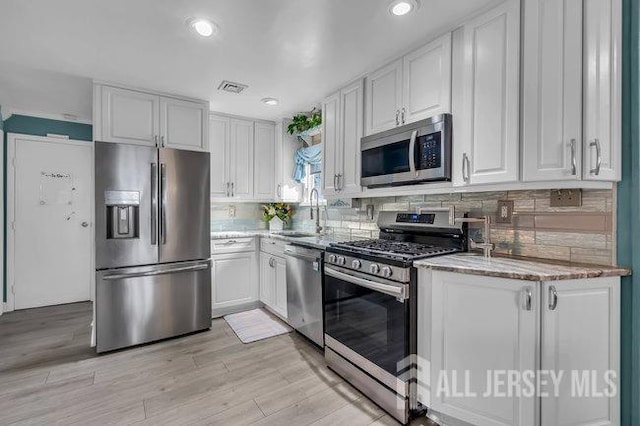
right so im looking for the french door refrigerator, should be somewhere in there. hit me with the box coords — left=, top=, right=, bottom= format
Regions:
left=94, top=142, right=211, bottom=352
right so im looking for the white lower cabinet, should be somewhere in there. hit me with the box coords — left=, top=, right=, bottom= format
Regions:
left=211, top=241, right=258, bottom=316
left=418, top=270, right=620, bottom=426
left=259, top=252, right=287, bottom=319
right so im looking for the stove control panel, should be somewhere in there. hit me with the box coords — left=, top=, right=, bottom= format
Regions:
left=325, top=253, right=410, bottom=283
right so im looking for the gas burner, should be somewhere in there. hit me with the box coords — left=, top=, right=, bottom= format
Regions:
left=330, top=239, right=459, bottom=261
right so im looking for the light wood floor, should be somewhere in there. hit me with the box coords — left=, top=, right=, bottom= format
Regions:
left=0, top=302, right=436, bottom=426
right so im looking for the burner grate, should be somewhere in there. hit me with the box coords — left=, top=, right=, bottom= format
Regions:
left=331, top=239, right=459, bottom=260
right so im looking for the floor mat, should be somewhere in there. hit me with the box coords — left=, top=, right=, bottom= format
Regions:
left=224, top=308, right=293, bottom=343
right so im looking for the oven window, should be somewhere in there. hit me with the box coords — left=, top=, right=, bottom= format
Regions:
left=324, top=273, right=408, bottom=376
left=361, top=140, right=410, bottom=178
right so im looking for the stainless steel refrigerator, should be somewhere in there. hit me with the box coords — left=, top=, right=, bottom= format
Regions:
left=94, top=142, right=211, bottom=353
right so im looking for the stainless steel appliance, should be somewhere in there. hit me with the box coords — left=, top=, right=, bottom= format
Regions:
left=323, top=210, right=467, bottom=424
left=285, top=244, right=324, bottom=347
left=360, top=114, right=452, bottom=188
left=94, top=142, right=211, bottom=353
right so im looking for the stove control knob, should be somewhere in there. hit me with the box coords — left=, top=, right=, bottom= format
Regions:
left=328, top=254, right=337, bottom=263
left=337, top=256, right=346, bottom=266
left=381, top=267, right=393, bottom=278
left=351, top=260, right=362, bottom=270
left=369, top=264, right=381, bottom=274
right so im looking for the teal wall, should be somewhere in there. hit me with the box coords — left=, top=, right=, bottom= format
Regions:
left=2, top=114, right=92, bottom=302
left=619, top=0, right=640, bottom=424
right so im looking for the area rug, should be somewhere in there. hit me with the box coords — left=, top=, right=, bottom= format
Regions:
left=224, top=308, right=293, bottom=343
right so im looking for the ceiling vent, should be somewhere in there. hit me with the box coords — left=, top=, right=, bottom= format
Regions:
left=217, top=80, right=248, bottom=94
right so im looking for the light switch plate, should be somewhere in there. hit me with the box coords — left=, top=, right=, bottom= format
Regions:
left=496, top=200, right=514, bottom=224
left=550, top=189, right=582, bottom=207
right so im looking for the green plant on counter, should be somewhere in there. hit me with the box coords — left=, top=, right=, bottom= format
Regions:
left=287, top=109, right=322, bottom=135
left=261, top=202, right=294, bottom=222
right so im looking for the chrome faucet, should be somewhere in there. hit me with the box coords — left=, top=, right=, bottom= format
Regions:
left=446, top=206, right=494, bottom=258
left=309, top=188, right=323, bottom=235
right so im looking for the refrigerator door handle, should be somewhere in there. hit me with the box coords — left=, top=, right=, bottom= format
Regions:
left=102, top=262, right=210, bottom=281
left=160, top=163, right=167, bottom=245
left=150, top=162, right=158, bottom=245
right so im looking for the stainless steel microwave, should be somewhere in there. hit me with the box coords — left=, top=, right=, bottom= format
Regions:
left=360, top=114, right=452, bottom=188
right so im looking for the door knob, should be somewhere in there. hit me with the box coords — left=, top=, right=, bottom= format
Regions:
left=81, top=221, right=89, bottom=228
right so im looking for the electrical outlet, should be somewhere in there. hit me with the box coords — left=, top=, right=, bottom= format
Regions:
left=366, top=205, right=375, bottom=220
left=496, top=200, right=514, bottom=224
left=550, top=189, right=582, bottom=207
left=228, top=205, right=236, bottom=218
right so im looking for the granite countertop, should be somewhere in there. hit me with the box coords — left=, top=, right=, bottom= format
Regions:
left=210, top=231, right=341, bottom=250
left=414, top=253, right=632, bottom=281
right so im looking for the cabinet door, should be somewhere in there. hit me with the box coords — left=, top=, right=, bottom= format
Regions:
left=100, top=86, right=160, bottom=146
left=453, top=0, right=520, bottom=186
left=322, top=92, right=340, bottom=196
left=541, top=278, right=619, bottom=426
left=259, top=253, right=275, bottom=308
left=274, top=256, right=288, bottom=319
left=209, top=115, right=230, bottom=198
left=402, top=33, right=452, bottom=124
left=583, top=0, right=622, bottom=181
left=364, top=59, right=403, bottom=135
left=339, top=79, right=364, bottom=196
left=254, top=122, right=277, bottom=200
left=275, top=121, right=302, bottom=203
left=229, top=119, right=254, bottom=199
left=522, top=0, right=583, bottom=181
left=160, top=97, right=208, bottom=152
left=430, top=271, right=536, bottom=426
left=212, top=252, right=258, bottom=312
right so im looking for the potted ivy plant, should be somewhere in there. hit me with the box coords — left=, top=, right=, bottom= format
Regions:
left=262, top=202, right=294, bottom=231
left=287, top=109, right=322, bottom=143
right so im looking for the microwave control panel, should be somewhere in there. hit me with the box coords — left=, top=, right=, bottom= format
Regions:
left=418, top=133, right=442, bottom=169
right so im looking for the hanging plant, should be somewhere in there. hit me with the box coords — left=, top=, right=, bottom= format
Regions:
left=287, top=108, right=322, bottom=135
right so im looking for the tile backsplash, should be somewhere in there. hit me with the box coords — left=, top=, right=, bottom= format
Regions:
left=213, top=188, right=617, bottom=266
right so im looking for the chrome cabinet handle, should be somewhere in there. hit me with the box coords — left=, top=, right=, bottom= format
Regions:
left=277, top=184, right=282, bottom=198
left=161, top=136, right=165, bottom=147
left=224, top=239, right=238, bottom=245
left=160, top=163, right=167, bottom=245
left=154, top=135, right=158, bottom=146
left=524, top=287, right=533, bottom=311
left=226, top=182, right=230, bottom=197
left=401, top=107, right=406, bottom=124
left=338, top=174, right=343, bottom=191
left=462, top=153, right=471, bottom=183
left=231, top=182, right=235, bottom=197
left=150, top=163, right=158, bottom=245
left=590, top=139, right=602, bottom=175
left=548, top=286, right=558, bottom=310
left=408, top=130, right=418, bottom=178
left=570, top=139, right=577, bottom=175
left=269, top=257, right=275, bottom=268
left=81, top=221, right=89, bottom=228
left=395, top=110, right=400, bottom=126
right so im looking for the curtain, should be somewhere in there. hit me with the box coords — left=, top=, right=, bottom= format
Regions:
left=293, top=144, right=322, bottom=183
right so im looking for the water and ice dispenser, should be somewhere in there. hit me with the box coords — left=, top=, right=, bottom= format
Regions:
left=105, top=191, right=140, bottom=239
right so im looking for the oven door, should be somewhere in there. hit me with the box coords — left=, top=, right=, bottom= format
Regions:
left=323, top=266, right=411, bottom=388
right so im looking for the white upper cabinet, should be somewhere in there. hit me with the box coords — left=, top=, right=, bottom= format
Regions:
left=453, top=0, right=520, bottom=186
left=229, top=119, right=254, bottom=200
left=323, top=79, right=364, bottom=197
left=583, top=0, right=622, bottom=181
left=365, top=33, right=452, bottom=137
left=402, top=33, right=452, bottom=124
left=275, top=121, right=303, bottom=203
left=96, top=84, right=209, bottom=152
left=160, top=97, right=209, bottom=152
left=254, top=122, right=277, bottom=200
left=100, top=86, right=160, bottom=147
left=365, top=59, right=403, bottom=135
left=522, top=0, right=583, bottom=181
left=209, top=115, right=229, bottom=198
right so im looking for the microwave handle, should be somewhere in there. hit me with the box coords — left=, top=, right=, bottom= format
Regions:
left=408, top=130, right=418, bottom=178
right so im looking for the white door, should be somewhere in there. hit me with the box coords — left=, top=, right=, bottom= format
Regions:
left=540, top=278, right=619, bottom=426
left=229, top=119, right=254, bottom=200
left=364, top=59, right=403, bottom=135
left=160, top=97, right=208, bottom=152
left=9, top=135, right=92, bottom=310
left=402, top=33, right=452, bottom=123
left=583, top=0, right=621, bottom=181
left=209, top=115, right=230, bottom=198
left=453, top=0, right=520, bottom=186
left=339, top=80, right=364, bottom=196
left=259, top=253, right=275, bottom=308
left=212, top=252, right=258, bottom=313
left=254, top=122, right=276, bottom=200
left=430, top=271, right=537, bottom=426
left=274, top=256, right=287, bottom=319
left=100, top=86, right=160, bottom=147
left=522, top=0, right=583, bottom=181
left=322, top=92, right=340, bottom=196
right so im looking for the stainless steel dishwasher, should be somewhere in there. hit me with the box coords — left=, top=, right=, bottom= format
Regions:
left=284, top=244, right=324, bottom=347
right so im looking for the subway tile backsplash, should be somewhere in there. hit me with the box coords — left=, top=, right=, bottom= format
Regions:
left=213, top=188, right=617, bottom=266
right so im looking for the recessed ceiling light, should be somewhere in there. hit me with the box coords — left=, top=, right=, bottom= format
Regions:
left=389, top=0, right=419, bottom=16
left=261, top=98, right=279, bottom=106
left=187, top=18, right=217, bottom=37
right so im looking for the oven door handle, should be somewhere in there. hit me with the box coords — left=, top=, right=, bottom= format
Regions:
left=325, top=267, right=407, bottom=300
left=408, top=130, right=418, bottom=178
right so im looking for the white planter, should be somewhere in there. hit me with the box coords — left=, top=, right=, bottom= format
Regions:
left=269, top=217, right=285, bottom=231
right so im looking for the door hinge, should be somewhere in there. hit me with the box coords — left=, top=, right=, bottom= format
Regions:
left=11, top=285, right=15, bottom=295
left=10, top=221, right=15, bottom=231
left=11, top=157, right=16, bottom=168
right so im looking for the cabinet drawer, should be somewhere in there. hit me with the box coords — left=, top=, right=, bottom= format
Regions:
left=260, top=238, right=287, bottom=257
left=211, top=237, right=256, bottom=254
